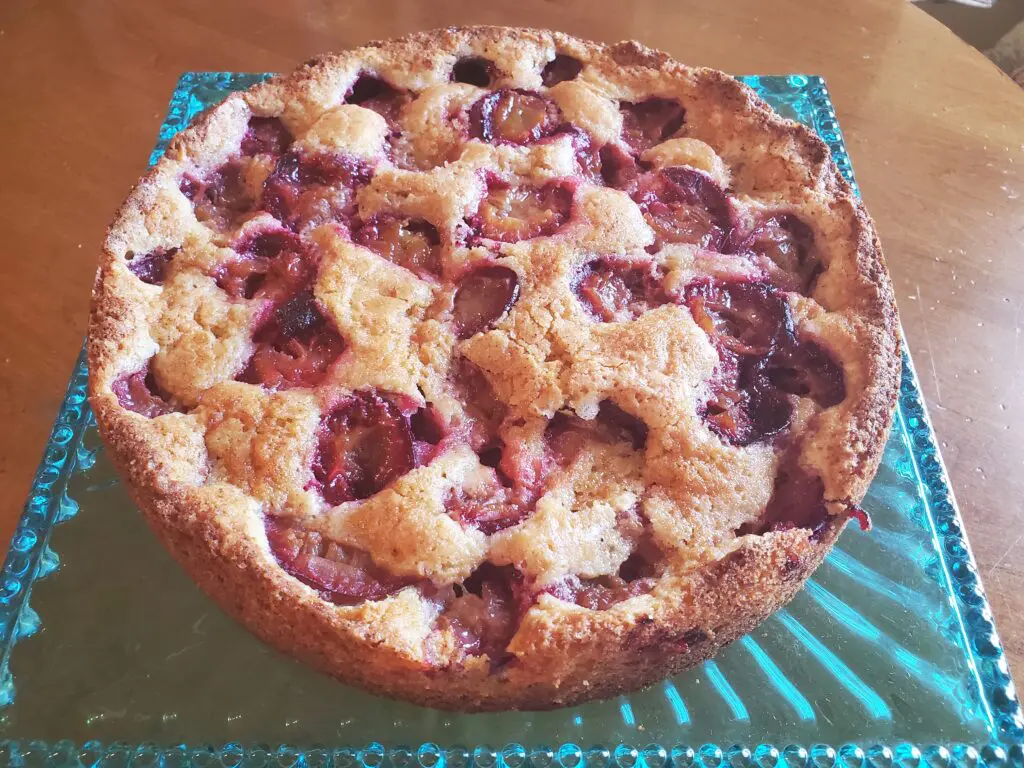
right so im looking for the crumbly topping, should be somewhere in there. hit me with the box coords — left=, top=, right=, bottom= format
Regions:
left=89, top=27, right=898, bottom=674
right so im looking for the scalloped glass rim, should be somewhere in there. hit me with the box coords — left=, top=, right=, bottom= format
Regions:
left=0, top=72, right=1019, bottom=764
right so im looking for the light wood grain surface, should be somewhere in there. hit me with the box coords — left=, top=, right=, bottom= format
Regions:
left=0, top=0, right=1021, bottom=688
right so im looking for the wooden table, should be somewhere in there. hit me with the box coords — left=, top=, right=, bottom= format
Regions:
left=1, top=0, right=1022, bottom=684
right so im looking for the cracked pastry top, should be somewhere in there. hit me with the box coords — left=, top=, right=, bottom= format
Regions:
left=87, top=26, right=901, bottom=711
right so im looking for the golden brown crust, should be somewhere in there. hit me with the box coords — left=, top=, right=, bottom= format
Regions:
left=87, top=26, right=901, bottom=711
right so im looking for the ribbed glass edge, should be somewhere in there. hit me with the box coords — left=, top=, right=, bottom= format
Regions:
left=0, top=347, right=93, bottom=707
left=0, top=73, right=1017, bottom=756
left=797, top=76, right=1021, bottom=742
left=0, top=740, right=1021, bottom=768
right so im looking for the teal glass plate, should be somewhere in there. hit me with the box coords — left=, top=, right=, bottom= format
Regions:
left=0, top=73, right=1020, bottom=768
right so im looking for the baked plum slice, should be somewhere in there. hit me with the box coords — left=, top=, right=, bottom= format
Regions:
left=184, top=160, right=261, bottom=231
left=547, top=558, right=657, bottom=610
left=452, top=265, right=520, bottom=338
left=451, top=56, right=497, bottom=87
left=686, top=280, right=793, bottom=444
left=409, top=405, right=447, bottom=466
left=633, top=167, right=732, bottom=250
left=469, top=88, right=563, bottom=145
left=685, top=278, right=791, bottom=356
left=738, top=458, right=870, bottom=538
left=573, top=257, right=666, bottom=322
left=127, top=247, right=178, bottom=286
left=446, top=450, right=540, bottom=532
left=765, top=341, right=846, bottom=408
left=354, top=216, right=442, bottom=278
left=684, top=279, right=846, bottom=445
left=548, top=519, right=661, bottom=609
left=445, top=365, right=554, bottom=535
left=451, top=358, right=508, bottom=451
left=217, top=229, right=314, bottom=302
left=572, top=137, right=643, bottom=192
left=446, top=481, right=532, bottom=535
left=312, top=390, right=415, bottom=505
left=445, top=364, right=547, bottom=534
left=345, top=74, right=412, bottom=126
left=238, top=291, right=345, bottom=390
left=728, top=214, right=820, bottom=293
left=570, top=132, right=602, bottom=182
left=263, top=150, right=373, bottom=232
left=467, top=177, right=573, bottom=242
left=700, top=356, right=794, bottom=447
left=762, top=465, right=830, bottom=534
left=619, top=97, right=686, bottom=153
left=435, top=563, right=531, bottom=662
left=541, top=54, right=583, bottom=86
left=599, top=144, right=642, bottom=190
left=112, top=363, right=178, bottom=418
left=266, top=518, right=412, bottom=604
left=241, top=116, right=292, bottom=157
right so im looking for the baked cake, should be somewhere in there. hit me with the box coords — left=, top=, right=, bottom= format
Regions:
left=87, top=26, right=900, bottom=711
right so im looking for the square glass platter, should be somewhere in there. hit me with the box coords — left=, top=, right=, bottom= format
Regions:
left=0, top=72, right=1021, bottom=766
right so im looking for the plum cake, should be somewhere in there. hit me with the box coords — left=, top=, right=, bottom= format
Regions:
left=87, top=26, right=900, bottom=711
